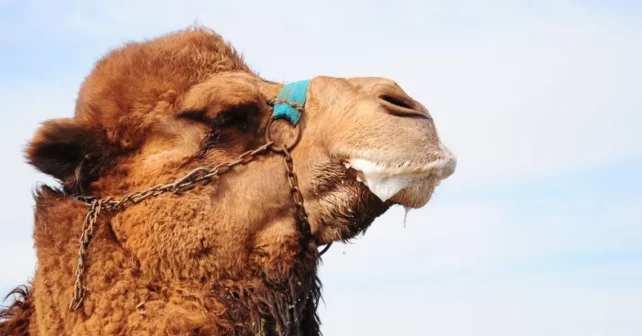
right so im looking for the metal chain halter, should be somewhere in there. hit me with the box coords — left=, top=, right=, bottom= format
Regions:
left=68, top=117, right=325, bottom=312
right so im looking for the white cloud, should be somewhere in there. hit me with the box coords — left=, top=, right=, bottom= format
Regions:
left=0, top=241, right=36, bottom=290
left=320, top=197, right=642, bottom=284
left=316, top=199, right=642, bottom=335
left=319, top=276, right=642, bottom=336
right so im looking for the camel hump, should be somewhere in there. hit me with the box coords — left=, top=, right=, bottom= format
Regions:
left=0, top=285, right=34, bottom=336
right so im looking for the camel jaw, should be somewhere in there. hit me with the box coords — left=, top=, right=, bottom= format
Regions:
left=344, top=155, right=456, bottom=208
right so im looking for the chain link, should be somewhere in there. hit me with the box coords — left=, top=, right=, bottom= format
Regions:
left=69, top=199, right=103, bottom=311
left=69, top=141, right=274, bottom=311
left=281, top=146, right=311, bottom=238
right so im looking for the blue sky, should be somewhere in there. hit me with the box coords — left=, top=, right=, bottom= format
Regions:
left=1, top=1, right=641, bottom=335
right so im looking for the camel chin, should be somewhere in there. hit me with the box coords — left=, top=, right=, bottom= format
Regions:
left=389, top=176, right=439, bottom=209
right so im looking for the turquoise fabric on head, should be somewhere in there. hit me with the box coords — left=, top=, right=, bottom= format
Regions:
left=273, top=79, right=311, bottom=125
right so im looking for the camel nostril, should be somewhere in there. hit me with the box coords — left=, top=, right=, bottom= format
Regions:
left=378, top=95, right=431, bottom=120
left=380, top=95, right=414, bottom=110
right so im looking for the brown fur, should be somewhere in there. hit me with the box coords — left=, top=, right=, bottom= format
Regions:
left=2, top=26, right=453, bottom=335
left=0, top=286, right=34, bottom=335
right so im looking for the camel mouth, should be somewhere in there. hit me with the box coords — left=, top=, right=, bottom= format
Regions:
left=343, top=150, right=456, bottom=208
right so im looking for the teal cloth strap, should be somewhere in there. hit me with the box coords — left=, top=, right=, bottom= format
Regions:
left=273, top=79, right=311, bottom=125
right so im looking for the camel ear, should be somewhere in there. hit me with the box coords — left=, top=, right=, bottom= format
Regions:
left=26, top=118, right=99, bottom=183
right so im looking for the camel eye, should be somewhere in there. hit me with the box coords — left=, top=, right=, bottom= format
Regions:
left=211, top=109, right=248, bottom=129
left=180, top=109, right=249, bottom=129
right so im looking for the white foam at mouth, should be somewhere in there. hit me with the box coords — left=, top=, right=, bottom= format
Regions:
left=342, top=144, right=456, bottom=203
left=345, top=159, right=417, bottom=202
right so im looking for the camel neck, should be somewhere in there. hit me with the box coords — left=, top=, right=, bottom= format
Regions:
left=31, top=186, right=322, bottom=335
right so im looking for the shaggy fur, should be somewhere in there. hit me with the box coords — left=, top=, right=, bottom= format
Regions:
left=0, top=286, right=34, bottom=335
left=2, top=26, right=453, bottom=335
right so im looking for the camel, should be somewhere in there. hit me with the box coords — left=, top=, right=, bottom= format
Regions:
left=0, top=27, right=456, bottom=335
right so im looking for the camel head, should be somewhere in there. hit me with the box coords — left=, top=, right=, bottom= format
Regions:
left=24, top=28, right=456, bottom=279
left=6, top=27, right=459, bottom=335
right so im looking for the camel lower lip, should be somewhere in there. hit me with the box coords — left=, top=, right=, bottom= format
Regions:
left=344, top=159, right=436, bottom=202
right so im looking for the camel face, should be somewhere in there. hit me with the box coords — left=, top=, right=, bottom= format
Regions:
left=285, top=76, right=456, bottom=242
